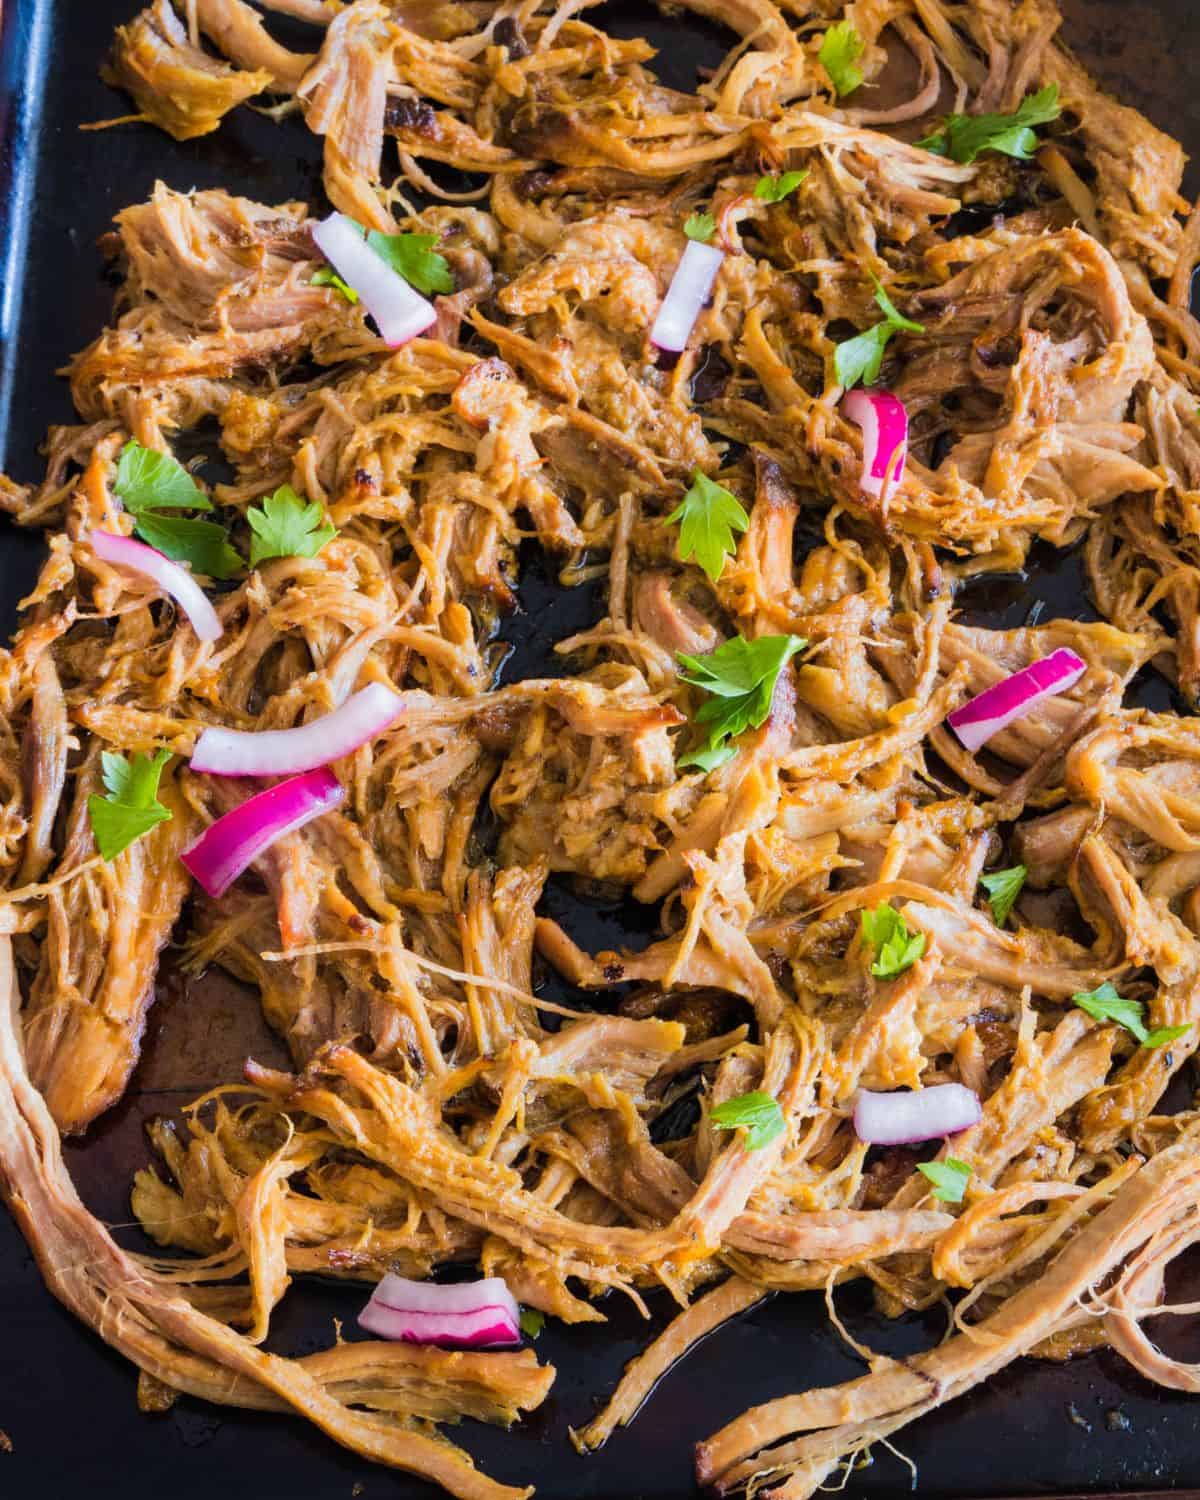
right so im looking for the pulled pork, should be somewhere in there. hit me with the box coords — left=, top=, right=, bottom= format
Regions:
left=1, top=1, right=1200, bottom=1497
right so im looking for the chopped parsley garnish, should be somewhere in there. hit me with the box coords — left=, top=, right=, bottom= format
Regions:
left=364, top=229, right=454, bottom=294
left=115, top=443, right=208, bottom=511
left=860, top=902, right=926, bottom=979
left=684, top=211, right=717, bottom=242
left=980, top=865, right=1027, bottom=928
left=88, top=748, right=172, bottom=862
left=247, top=484, right=338, bottom=567
left=918, top=85, right=1061, bottom=165
left=678, top=740, right=741, bottom=775
left=113, top=441, right=242, bottom=581
left=1072, top=982, right=1190, bottom=1050
left=834, top=275, right=925, bottom=389
left=819, top=21, right=864, bottom=97
left=709, top=1090, right=785, bottom=1151
left=676, top=634, right=806, bottom=772
left=918, top=1158, right=971, bottom=1203
left=130, top=513, right=244, bottom=580
left=519, top=1308, right=545, bottom=1338
left=666, top=470, right=749, bottom=583
left=753, top=170, right=808, bottom=203
left=311, top=265, right=359, bottom=303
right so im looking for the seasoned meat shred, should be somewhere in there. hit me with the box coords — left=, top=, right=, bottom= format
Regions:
left=2, top=2, right=1200, bottom=1497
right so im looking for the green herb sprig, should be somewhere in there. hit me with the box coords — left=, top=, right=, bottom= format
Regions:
left=753, top=171, right=808, bottom=203
left=311, top=265, right=359, bottom=303
left=113, top=441, right=241, bottom=580
left=918, top=1158, right=971, bottom=1203
left=710, top=1090, right=785, bottom=1151
left=684, top=211, right=717, bottom=243
left=918, top=85, right=1061, bottom=165
left=666, top=470, right=749, bottom=583
left=834, top=276, right=925, bottom=389
left=519, top=1308, right=545, bottom=1338
left=88, top=749, right=172, bottom=862
left=365, top=229, right=454, bottom=294
left=980, top=865, right=1027, bottom=928
left=247, top=485, right=338, bottom=567
left=1072, top=982, right=1190, bottom=1050
left=677, top=635, right=806, bottom=772
left=820, top=21, right=864, bottom=97
left=860, top=903, right=926, bottom=979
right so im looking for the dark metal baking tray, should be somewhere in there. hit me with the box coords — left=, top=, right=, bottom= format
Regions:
left=2, top=2, right=1200, bottom=1497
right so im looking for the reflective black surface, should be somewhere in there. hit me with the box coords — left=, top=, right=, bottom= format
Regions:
left=2, top=3, right=1200, bottom=1497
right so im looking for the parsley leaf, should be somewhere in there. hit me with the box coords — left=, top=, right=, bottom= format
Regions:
left=709, top=1090, right=785, bottom=1151
left=918, top=1158, right=971, bottom=1203
left=820, top=21, right=864, bottom=97
left=364, top=230, right=454, bottom=295
left=88, top=748, right=172, bottom=862
left=871, top=278, right=924, bottom=335
left=114, top=440, right=242, bottom=580
left=311, top=265, right=359, bottom=304
left=131, top=512, right=243, bottom=581
left=678, top=741, right=739, bottom=774
left=247, top=484, right=338, bottom=567
left=99, top=749, right=168, bottom=805
left=666, top=470, right=750, bottom=583
left=684, top=211, right=716, bottom=242
left=980, top=864, right=1026, bottom=928
left=1072, top=982, right=1191, bottom=1050
left=833, top=324, right=892, bottom=390
left=1145, top=1026, right=1193, bottom=1048
left=753, top=170, right=808, bottom=203
left=833, top=275, right=925, bottom=389
left=678, top=634, right=805, bottom=698
left=918, top=84, right=1061, bottom=165
left=519, top=1308, right=544, bottom=1338
left=860, top=902, right=926, bottom=979
left=1073, top=982, right=1147, bottom=1037
left=677, top=634, right=806, bottom=771
left=115, top=441, right=209, bottom=512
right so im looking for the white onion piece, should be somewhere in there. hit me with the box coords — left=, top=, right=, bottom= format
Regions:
left=311, top=212, right=436, bottom=347
left=90, top=530, right=222, bottom=643
left=359, top=1275, right=521, bottom=1348
left=946, top=647, right=1087, bottom=754
left=650, top=239, right=724, bottom=352
left=842, top=388, right=909, bottom=499
left=191, top=682, right=406, bottom=777
left=854, top=1084, right=981, bottom=1145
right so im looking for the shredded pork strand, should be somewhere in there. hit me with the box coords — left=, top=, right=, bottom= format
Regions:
left=2, top=0, right=1200, bottom=1496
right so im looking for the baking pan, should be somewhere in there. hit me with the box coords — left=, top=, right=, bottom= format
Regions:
left=2, top=2, right=1200, bottom=1497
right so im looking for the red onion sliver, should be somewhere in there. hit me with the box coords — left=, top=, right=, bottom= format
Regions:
left=946, top=647, right=1087, bottom=754
left=311, top=212, right=436, bottom=347
left=650, top=239, right=724, bottom=352
left=181, top=768, right=345, bottom=898
left=90, top=530, right=222, bottom=643
left=854, top=1084, right=981, bottom=1145
left=191, top=682, right=406, bottom=777
left=358, top=1275, right=521, bottom=1348
left=842, top=388, right=909, bottom=500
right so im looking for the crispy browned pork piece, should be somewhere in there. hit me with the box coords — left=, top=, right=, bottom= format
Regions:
left=4, top=0, right=1200, bottom=1496
left=0, top=940, right=551, bottom=1500
left=20, top=755, right=192, bottom=1134
left=105, top=0, right=273, bottom=140
left=67, top=183, right=376, bottom=430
